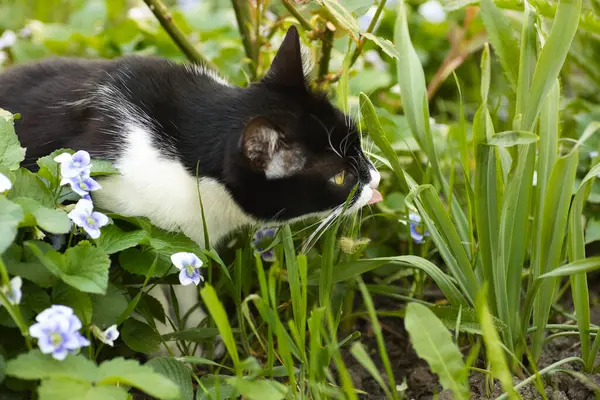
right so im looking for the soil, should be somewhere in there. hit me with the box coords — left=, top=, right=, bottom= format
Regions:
left=343, top=273, right=600, bottom=400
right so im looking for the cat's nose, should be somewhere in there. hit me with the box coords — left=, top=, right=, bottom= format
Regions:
left=369, top=168, right=380, bottom=189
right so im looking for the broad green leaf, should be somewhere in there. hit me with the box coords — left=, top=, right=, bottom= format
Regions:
left=121, top=319, right=162, bottom=354
left=405, top=303, right=469, bottom=398
left=90, top=159, right=119, bottom=176
left=488, top=131, right=539, bottom=147
left=97, top=358, right=180, bottom=400
left=38, top=378, right=127, bottom=400
left=144, top=226, right=203, bottom=260
left=0, top=197, right=23, bottom=254
left=119, top=248, right=174, bottom=277
left=11, top=197, right=71, bottom=234
left=91, top=284, right=129, bottom=327
left=476, top=289, right=517, bottom=399
left=95, top=225, right=147, bottom=255
left=362, top=33, right=400, bottom=59
left=200, top=284, right=240, bottom=369
left=228, top=376, right=288, bottom=400
left=6, top=169, right=54, bottom=208
left=5, top=350, right=97, bottom=382
left=147, top=357, right=193, bottom=400
left=53, top=282, right=93, bottom=326
left=479, top=0, right=519, bottom=90
left=4, top=242, right=57, bottom=287
left=0, top=109, right=25, bottom=170
left=522, top=0, right=583, bottom=130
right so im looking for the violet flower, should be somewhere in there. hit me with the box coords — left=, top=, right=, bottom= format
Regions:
left=1, top=276, right=22, bottom=305
left=252, top=228, right=277, bottom=262
left=54, top=151, right=92, bottom=179
left=67, top=199, right=109, bottom=239
left=409, top=212, right=430, bottom=244
left=61, top=173, right=102, bottom=197
left=92, top=324, right=120, bottom=347
left=29, top=305, right=90, bottom=361
left=170, top=252, right=204, bottom=286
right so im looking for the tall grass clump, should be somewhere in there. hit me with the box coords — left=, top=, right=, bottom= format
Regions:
left=360, top=0, right=600, bottom=383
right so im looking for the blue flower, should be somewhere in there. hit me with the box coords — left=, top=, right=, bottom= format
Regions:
left=1, top=276, right=22, bottom=305
left=67, top=199, right=109, bottom=239
left=29, top=305, right=90, bottom=361
left=409, top=212, right=429, bottom=244
left=170, top=252, right=204, bottom=286
left=54, top=151, right=92, bottom=179
left=0, top=172, right=11, bottom=192
left=61, top=173, right=102, bottom=197
left=92, top=324, right=120, bottom=347
left=252, top=228, right=277, bottom=262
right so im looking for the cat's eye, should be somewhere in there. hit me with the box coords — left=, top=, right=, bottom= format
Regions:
left=331, top=171, right=346, bottom=185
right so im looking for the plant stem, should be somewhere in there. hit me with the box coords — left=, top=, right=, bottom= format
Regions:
left=142, top=0, right=219, bottom=71
left=281, top=0, right=313, bottom=31
left=317, top=24, right=335, bottom=83
left=231, top=0, right=257, bottom=79
left=328, top=0, right=388, bottom=83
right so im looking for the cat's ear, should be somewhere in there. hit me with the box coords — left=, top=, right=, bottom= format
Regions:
left=262, top=26, right=306, bottom=89
left=242, top=117, right=305, bottom=179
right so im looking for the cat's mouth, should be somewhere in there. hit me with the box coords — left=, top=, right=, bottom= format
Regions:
left=368, top=189, right=383, bottom=204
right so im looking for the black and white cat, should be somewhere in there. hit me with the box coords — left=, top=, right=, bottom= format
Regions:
left=0, top=26, right=381, bottom=353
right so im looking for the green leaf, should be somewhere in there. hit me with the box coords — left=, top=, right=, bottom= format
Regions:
left=228, top=376, right=288, bottom=400
left=146, top=357, right=193, bottom=400
left=119, top=248, right=174, bottom=277
left=362, top=33, right=400, bottom=59
left=95, top=225, right=147, bottom=255
left=5, top=350, right=97, bottom=382
left=476, top=288, right=518, bottom=399
left=0, top=354, right=5, bottom=385
left=200, top=284, right=240, bottom=370
left=91, top=284, right=129, bottom=327
left=4, top=242, right=58, bottom=287
left=522, top=0, right=583, bottom=130
left=26, top=241, right=110, bottom=294
left=350, top=341, right=394, bottom=398
left=538, top=257, right=600, bottom=278
left=316, top=0, right=359, bottom=36
left=11, top=197, right=71, bottom=234
left=404, top=303, right=469, bottom=398
left=487, top=131, right=539, bottom=147
left=38, top=378, right=127, bottom=400
left=53, top=282, right=93, bottom=326
left=121, top=319, right=162, bottom=354
left=479, top=0, right=520, bottom=90
left=162, top=327, right=221, bottom=342
left=6, top=169, right=54, bottom=208
left=0, top=197, right=23, bottom=254
left=90, top=159, right=119, bottom=176
left=586, top=219, right=600, bottom=244
left=97, top=358, right=180, bottom=400
left=0, top=109, right=25, bottom=170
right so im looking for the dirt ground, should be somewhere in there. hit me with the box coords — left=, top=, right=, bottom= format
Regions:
left=344, top=275, right=600, bottom=399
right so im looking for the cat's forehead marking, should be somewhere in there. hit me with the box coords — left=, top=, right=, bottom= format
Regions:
left=265, top=146, right=305, bottom=179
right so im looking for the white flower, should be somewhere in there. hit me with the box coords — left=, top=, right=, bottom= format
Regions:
left=1, top=276, right=22, bottom=305
left=128, top=6, right=154, bottom=21
left=54, top=150, right=92, bottom=178
left=0, top=172, right=12, bottom=192
left=0, top=30, right=17, bottom=49
left=170, top=252, right=204, bottom=286
left=92, top=324, right=120, bottom=347
left=418, top=0, right=446, bottom=24
left=67, top=199, right=109, bottom=239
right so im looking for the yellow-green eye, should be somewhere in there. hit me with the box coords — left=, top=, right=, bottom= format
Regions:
left=332, top=171, right=345, bottom=185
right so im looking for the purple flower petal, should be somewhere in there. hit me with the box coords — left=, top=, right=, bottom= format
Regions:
left=170, top=252, right=202, bottom=270
left=71, top=151, right=91, bottom=167
left=178, top=268, right=194, bottom=285
left=83, top=226, right=101, bottom=239
left=260, top=249, right=276, bottom=263
left=81, top=176, right=102, bottom=191
left=52, top=347, right=69, bottom=361
left=91, top=211, right=109, bottom=228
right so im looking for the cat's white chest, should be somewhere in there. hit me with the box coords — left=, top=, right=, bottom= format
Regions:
left=92, top=123, right=255, bottom=246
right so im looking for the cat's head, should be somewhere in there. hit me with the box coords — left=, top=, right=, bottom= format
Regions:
left=227, top=26, right=381, bottom=223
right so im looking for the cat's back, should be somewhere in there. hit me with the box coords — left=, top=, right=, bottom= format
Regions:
left=0, top=56, right=224, bottom=163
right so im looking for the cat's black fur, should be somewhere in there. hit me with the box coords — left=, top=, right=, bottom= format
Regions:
left=0, top=26, right=374, bottom=224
